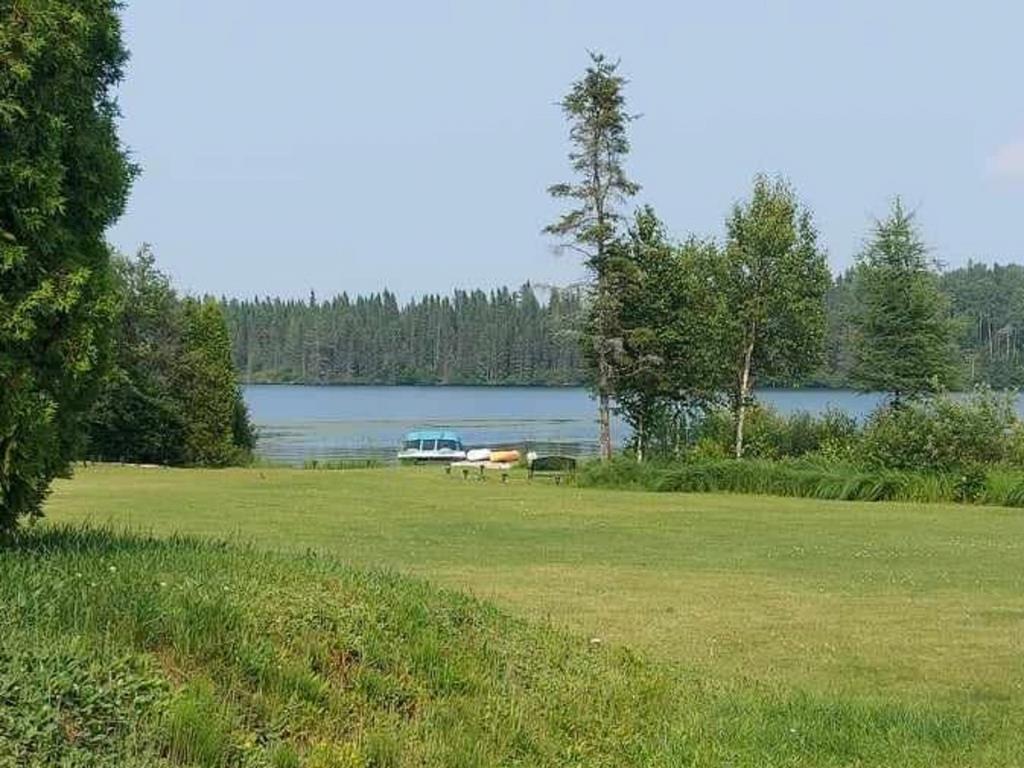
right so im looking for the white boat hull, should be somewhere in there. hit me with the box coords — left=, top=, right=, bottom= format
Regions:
left=397, top=449, right=467, bottom=463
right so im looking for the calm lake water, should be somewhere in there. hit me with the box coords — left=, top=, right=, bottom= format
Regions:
left=244, top=385, right=890, bottom=464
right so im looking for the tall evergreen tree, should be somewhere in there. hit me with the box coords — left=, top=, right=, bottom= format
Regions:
left=0, top=1, right=134, bottom=529
left=721, top=175, right=830, bottom=458
left=851, top=200, right=958, bottom=402
left=174, top=299, right=250, bottom=467
left=545, top=52, right=640, bottom=461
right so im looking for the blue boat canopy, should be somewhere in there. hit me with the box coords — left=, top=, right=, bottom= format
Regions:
left=404, top=429, right=462, bottom=443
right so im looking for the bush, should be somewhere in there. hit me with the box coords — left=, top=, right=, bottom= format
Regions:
left=695, top=405, right=859, bottom=461
left=859, top=388, right=1019, bottom=473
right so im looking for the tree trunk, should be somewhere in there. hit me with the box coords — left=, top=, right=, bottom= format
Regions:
left=734, top=397, right=747, bottom=460
left=635, top=410, right=644, bottom=464
left=593, top=222, right=614, bottom=462
left=597, top=388, right=613, bottom=462
left=734, top=340, right=755, bottom=459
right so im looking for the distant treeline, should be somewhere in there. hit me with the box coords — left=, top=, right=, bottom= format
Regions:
left=222, top=285, right=586, bottom=385
left=221, top=261, right=1024, bottom=389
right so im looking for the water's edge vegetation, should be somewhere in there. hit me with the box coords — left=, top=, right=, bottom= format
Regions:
left=580, top=390, right=1024, bottom=506
left=580, top=457, right=1024, bottom=507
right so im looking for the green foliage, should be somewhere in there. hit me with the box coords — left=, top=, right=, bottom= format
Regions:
left=162, top=683, right=233, bottom=767
left=544, top=52, right=639, bottom=267
left=858, top=388, right=1021, bottom=473
left=270, top=743, right=301, bottom=768
left=942, top=261, right=1024, bottom=387
left=223, top=284, right=585, bottom=385
left=0, top=0, right=134, bottom=529
left=604, top=208, right=729, bottom=460
left=580, top=455, right=1024, bottom=508
left=591, top=387, right=1024, bottom=507
left=546, top=51, right=640, bottom=460
left=697, top=406, right=859, bottom=461
left=719, top=175, right=831, bottom=456
left=0, top=527, right=687, bottom=766
left=1, top=524, right=997, bottom=766
left=85, top=250, right=254, bottom=467
left=175, top=299, right=251, bottom=467
left=600, top=388, right=1024, bottom=502
left=0, top=643, right=165, bottom=767
left=220, top=262, right=1024, bottom=392
left=85, top=248, right=187, bottom=464
left=851, top=200, right=958, bottom=400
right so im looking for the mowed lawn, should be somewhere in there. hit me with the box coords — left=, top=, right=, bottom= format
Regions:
left=49, top=465, right=1024, bottom=714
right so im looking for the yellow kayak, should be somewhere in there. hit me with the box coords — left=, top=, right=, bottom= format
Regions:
left=489, top=449, right=521, bottom=464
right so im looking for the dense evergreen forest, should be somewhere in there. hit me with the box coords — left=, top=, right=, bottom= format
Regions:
left=221, top=261, right=1024, bottom=389
left=222, top=285, right=586, bottom=385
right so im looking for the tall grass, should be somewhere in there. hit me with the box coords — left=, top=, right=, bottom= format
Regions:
left=581, top=457, right=1024, bottom=507
left=0, top=526, right=996, bottom=766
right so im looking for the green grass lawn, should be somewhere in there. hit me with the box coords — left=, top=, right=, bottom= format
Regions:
left=42, top=464, right=1024, bottom=765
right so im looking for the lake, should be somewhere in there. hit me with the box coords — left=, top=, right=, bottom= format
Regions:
left=244, top=385, right=889, bottom=464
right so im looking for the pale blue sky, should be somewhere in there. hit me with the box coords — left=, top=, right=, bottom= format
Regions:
left=109, top=1, right=1024, bottom=299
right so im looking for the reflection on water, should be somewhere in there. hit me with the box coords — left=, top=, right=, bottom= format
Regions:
left=245, top=384, right=896, bottom=465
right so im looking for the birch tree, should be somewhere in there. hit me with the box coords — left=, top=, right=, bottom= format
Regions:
left=721, top=175, right=830, bottom=458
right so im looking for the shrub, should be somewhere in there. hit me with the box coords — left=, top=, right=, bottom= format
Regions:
left=694, top=405, right=859, bottom=461
left=859, top=388, right=1019, bottom=473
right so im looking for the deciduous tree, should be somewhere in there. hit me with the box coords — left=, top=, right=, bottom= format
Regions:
left=85, top=247, right=187, bottom=464
left=605, top=207, right=729, bottom=461
left=721, top=176, right=830, bottom=458
left=85, top=249, right=255, bottom=466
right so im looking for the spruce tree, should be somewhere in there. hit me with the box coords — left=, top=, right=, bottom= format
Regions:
left=174, top=299, right=251, bottom=466
left=545, top=52, right=640, bottom=461
left=851, top=199, right=958, bottom=402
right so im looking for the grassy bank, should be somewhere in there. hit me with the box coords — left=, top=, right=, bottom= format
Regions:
left=0, top=527, right=690, bottom=766
left=580, top=457, right=1024, bottom=506
left=0, top=526, right=1009, bottom=767
left=41, top=465, right=1024, bottom=764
